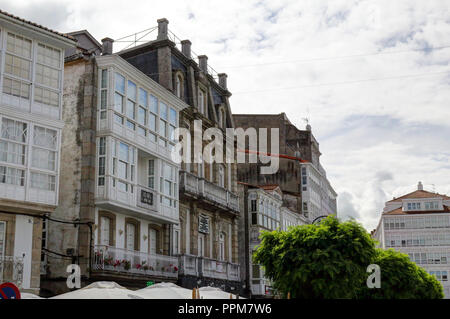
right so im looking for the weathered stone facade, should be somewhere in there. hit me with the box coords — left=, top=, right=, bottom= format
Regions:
left=40, top=47, right=99, bottom=296
left=118, top=18, right=242, bottom=293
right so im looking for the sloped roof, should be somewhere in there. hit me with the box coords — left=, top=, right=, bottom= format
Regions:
left=0, top=9, right=76, bottom=42
left=384, top=205, right=450, bottom=215
left=388, top=189, right=450, bottom=203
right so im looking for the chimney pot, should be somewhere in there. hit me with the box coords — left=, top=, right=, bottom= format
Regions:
left=181, top=40, right=192, bottom=58
left=157, top=18, right=169, bottom=40
left=218, top=73, right=227, bottom=89
left=101, top=37, right=114, bottom=55
left=198, top=55, right=208, bottom=73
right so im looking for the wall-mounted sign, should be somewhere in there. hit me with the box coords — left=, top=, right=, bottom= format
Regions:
left=198, top=215, right=210, bottom=234
left=141, top=190, right=153, bottom=205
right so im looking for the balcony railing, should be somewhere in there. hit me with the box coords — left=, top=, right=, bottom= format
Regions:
left=180, top=171, right=239, bottom=212
left=177, top=254, right=240, bottom=282
left=96, top=176, right=178, bottom=223
left=93, top=245, right=178, bottom=279
left=178, top=254, right=198, bottom=276
left=0, top=256, right=24, bottom=288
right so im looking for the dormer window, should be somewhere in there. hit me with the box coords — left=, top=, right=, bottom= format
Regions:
left=198, top=88, right=207, bottom=115
left=175, top=73, right=183, bottom=99
left=218, top=107, right=226, bottom=128
left=407, top=202, right=422, bottom=211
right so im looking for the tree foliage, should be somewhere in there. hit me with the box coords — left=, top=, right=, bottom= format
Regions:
left=358, top=249, right=444, bottom=299
left=253, top=215, right=443, bottom=299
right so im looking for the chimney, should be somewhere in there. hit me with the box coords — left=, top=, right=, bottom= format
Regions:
left=198, top=55, right=208, bottom=73
left=157, top=18, right=169, bottom=40
left=418, top=181, right=423, bottom=191
left=101, top=37, right=114, bottom=55
left=218, top=73, right=227, bottom=89
left=181, top=40, right=191, bottom=58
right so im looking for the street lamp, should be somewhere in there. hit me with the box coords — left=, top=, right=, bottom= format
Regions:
left=312, top=215, right=328, bottom=224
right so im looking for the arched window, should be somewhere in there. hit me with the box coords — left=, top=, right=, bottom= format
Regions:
left=175, top=74, right=183, bottom=98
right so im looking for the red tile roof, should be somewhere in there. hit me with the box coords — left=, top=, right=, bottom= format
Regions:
left=388, top=190, right=450, bottom=202
left=384, top=205, right=450, bottom=215
left=0, top=9, right=76, bottom=42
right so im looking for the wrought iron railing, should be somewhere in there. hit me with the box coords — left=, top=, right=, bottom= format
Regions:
left=0, top=256, right=24, bottom=288
left=93, top=245, right=178, bottom=279
left=180, top=171, right=240, bottom=212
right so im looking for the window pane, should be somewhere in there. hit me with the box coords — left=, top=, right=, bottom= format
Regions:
left=30, top=172, right=55, bottom=191
left=169, top=108, right=177, bottom=126
left=34, top=87, right=59, bottom=107
left=118, top=161, right=127, bottom=179
left=137, top=106, right=146, bottom=125
left=114, top=93, right=123, bottom=113
left=35, top=64, right=59, bottom=89
left=139, top=88, right=147, bottom=106
left=101, top=69, right=108, bottom=88
left=34, top=126, right=57, bottom=149
left=127, top=80, right=137, bottom=101
left=7, top=33, right=32, bottom=59
left=115, top=73, right=125, bottom=94
left=119, top=142, right=129, bottom=161
left=149, top=113, right=156, bottom=132
left=4, top=54, right=31, bottom=80
left=1, top=118, right=27, bottom=142
left=150, top=95, right=158, bottom=113
left=126, top=100, right=135, bottom=119
left=3, top=77, right=30, bottom=99
left=160, top=102, right=168, bottom=120
left=32, top=147, right=56, bottom=171
left=159, top=120, right=166, bottom=137
left=37, top=44, right=60, bottom=68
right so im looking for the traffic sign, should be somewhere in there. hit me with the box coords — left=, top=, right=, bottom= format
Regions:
left=0, top=282, right=21, bottom=299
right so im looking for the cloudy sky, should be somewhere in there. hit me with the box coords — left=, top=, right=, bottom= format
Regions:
left=2, top=0, right=449, bottom=230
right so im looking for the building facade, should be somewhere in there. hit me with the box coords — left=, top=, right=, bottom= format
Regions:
left=115, top=18, right=241, bottom=293
left=42, top=18, right=242, bottom=295
left=373, top=182, right=450, bottom=298
left=237, top=182, right=307, bottom=298
left=0, top=11, right=75, bottom=293
left=233, top=113, right=337, bottom=222
left=41, top=29, right=185, bottom=295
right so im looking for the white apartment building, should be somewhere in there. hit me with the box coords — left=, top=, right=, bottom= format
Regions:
left=42, top=32, right=185, bottom=294
left=239, top=183, right=307, bottom=298
left=92, top=54, right=184, bottom=279
left=300, top=161, right=337, bottom=222
left=0, top=10, right=75, bottom=293
left=373, top=182, right=450, bottom=298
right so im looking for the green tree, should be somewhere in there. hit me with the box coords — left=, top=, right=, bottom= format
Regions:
left=253, top=216, right=376, bottom=298
left=253, top=215, right=443, bottom=299
left=359, top=249, right=444, bottom=299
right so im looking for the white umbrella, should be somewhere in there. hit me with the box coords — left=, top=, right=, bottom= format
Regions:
left=198, top=286, right=244, bottom=299
left=21, top=293, right=45, bottom=299
left=136, top=282, right=192, bottom=299
left=50, top=281, right=144, bottom=299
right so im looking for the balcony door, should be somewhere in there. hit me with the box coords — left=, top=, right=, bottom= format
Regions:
left=126, top=223, right=136, bottom=251
left=219, top=232, right=225, bottom=261
left=149, top=228, right=157, bottom=255
left=100, top=217, right=110, bottom=246
left=198, top=234, right=205, bottom=257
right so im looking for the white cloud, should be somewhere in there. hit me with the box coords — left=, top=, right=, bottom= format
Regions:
left=2, top=0, right=449, bottom=230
